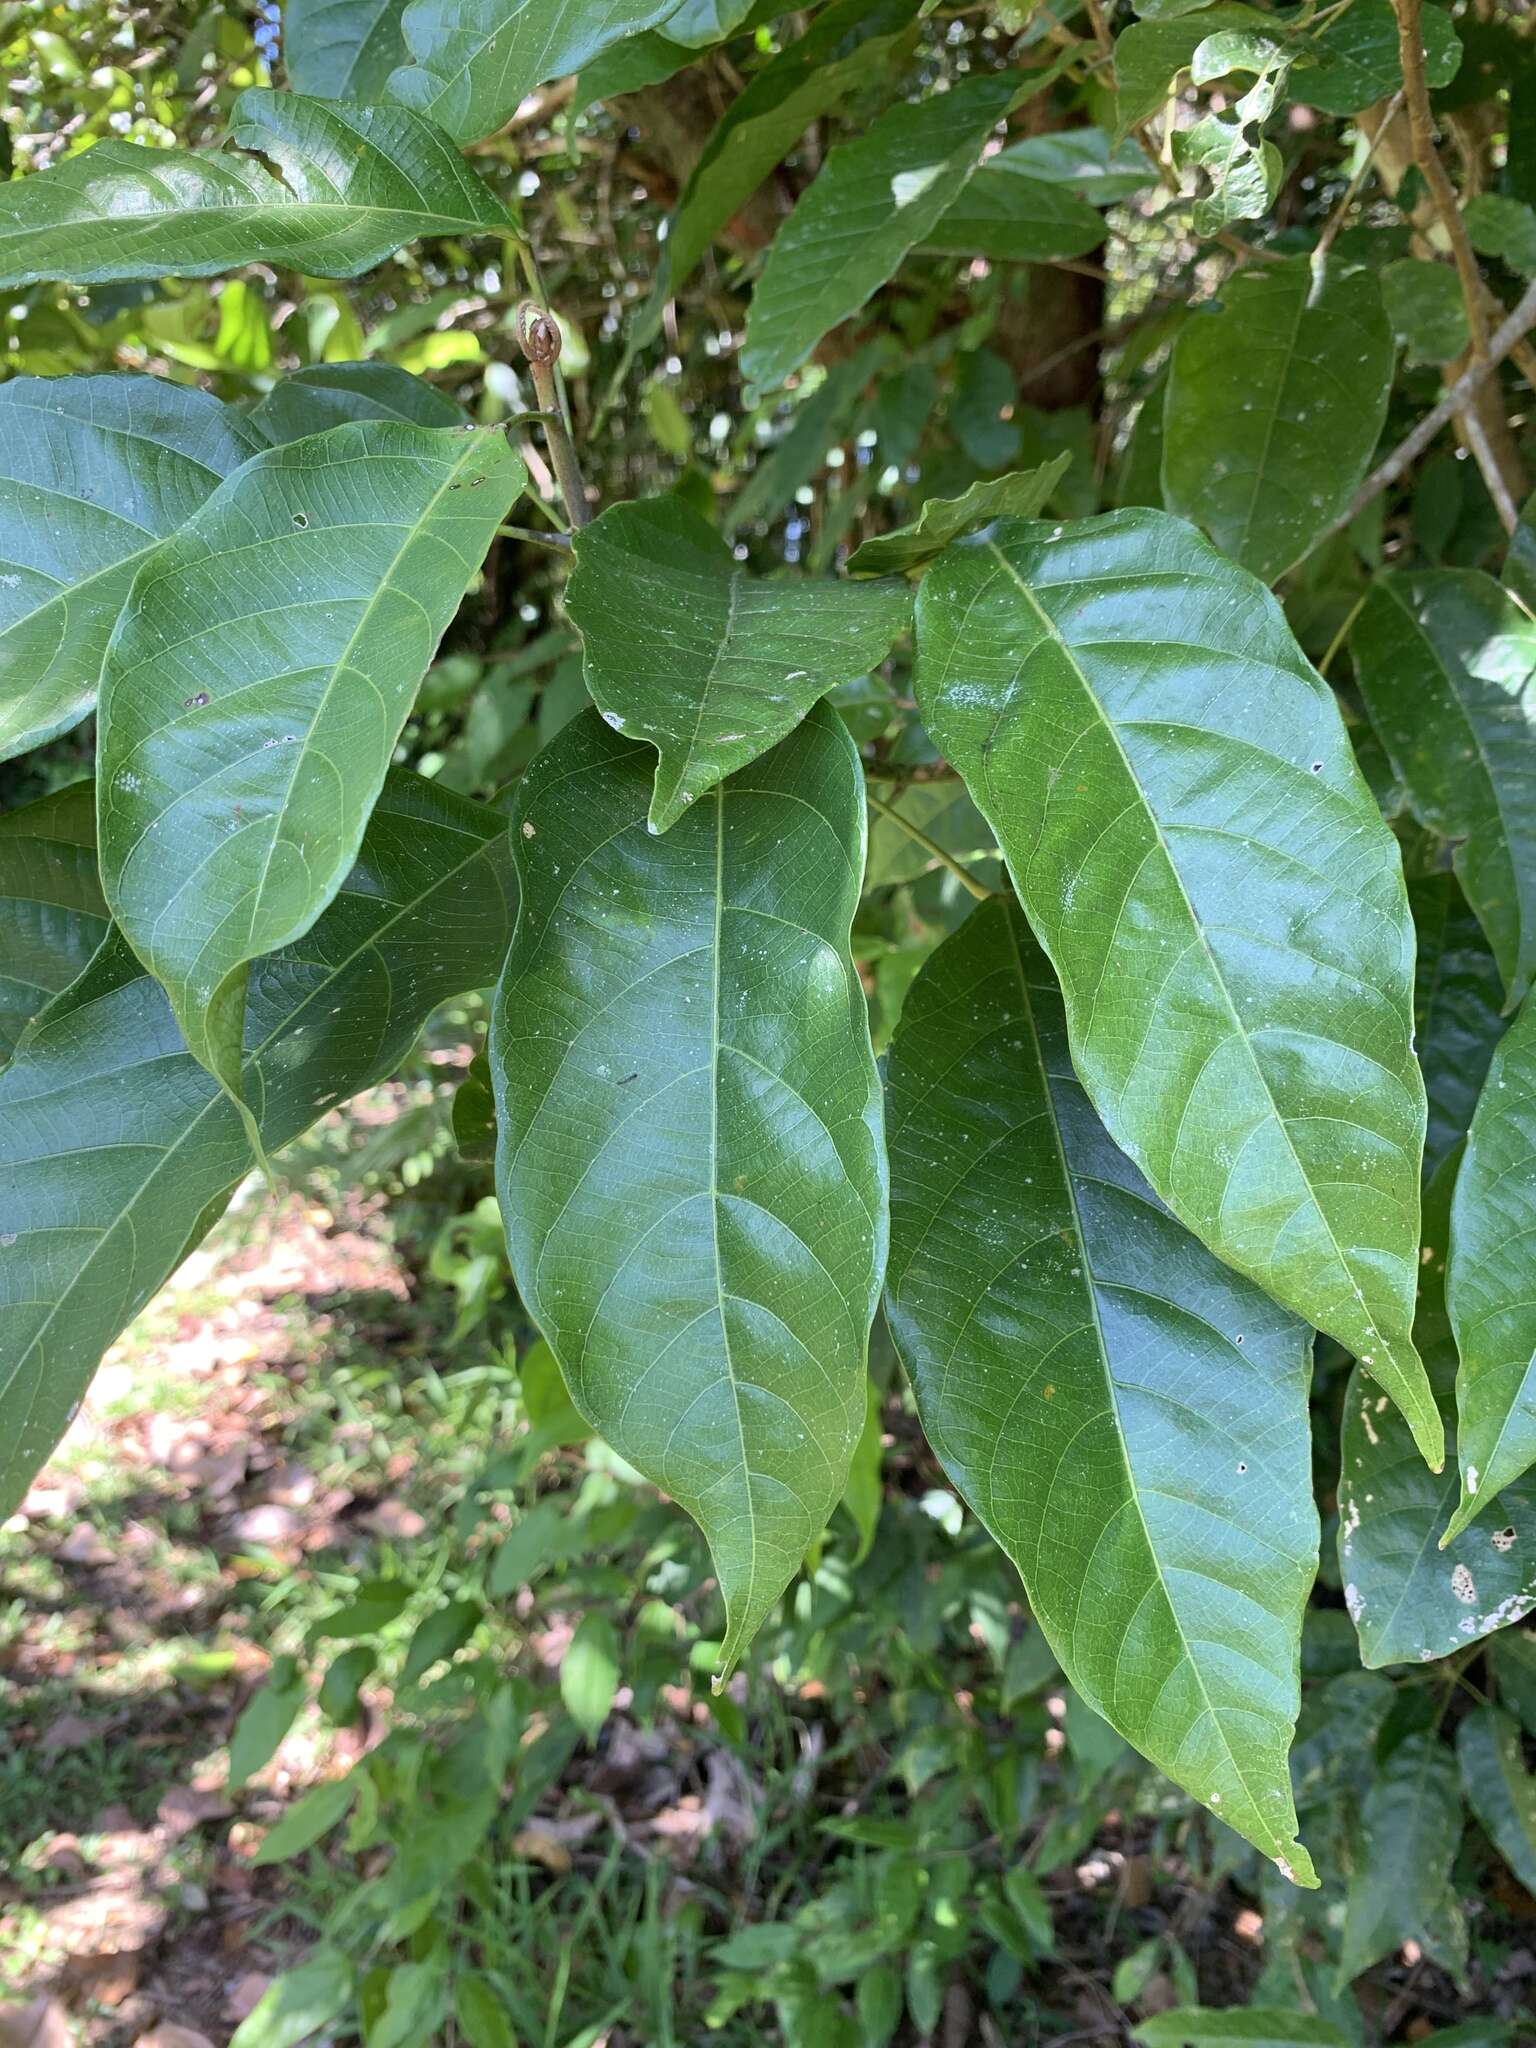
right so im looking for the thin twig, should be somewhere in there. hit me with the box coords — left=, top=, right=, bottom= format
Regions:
left=496, top=524, right=572, bottom=552
left=1310, top=91, right=1403, bottom=280
left=515, top=302, right=594, bottom=528
left=866, top=792, right=995, bottom=902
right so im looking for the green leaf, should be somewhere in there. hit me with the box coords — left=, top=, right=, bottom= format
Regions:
left=914, top=510, right=1438, bottom=1466
left=561, top=1611, right=621, bottom=1740
left=1490, top=1629, right=1536, bottom=1735
left=0, top=784, right=109, bottom=1063
left=982, top=127, right=1155, bottom=205
left=250, top=362, right=467, bottom=443
left=1508, top=492, right=1536, bottom=616
left=1351, top=570, right=1536, bottom=1009
left=401, top=1596, right=482, bottom=1685
left=0, top=374, right=262, bottom=761
left=0, top=91, right=510, bottom=288
left=1162, top=257, right=1393, bottom=584
left=252, top=1772, right=357, bottom=1863
left=370, top=1961, right=450, bottom=2048
left=726, top=342, right=890, bottom=537
left=839, top=1378, right=884, bottom=1565
left=491, top=705, right=885, bottom=1672
left=318, top=1643, right=375, bottom=1725
left=286, top=0, right=410, bottom=97
left=455, top=1973, right=517, bottom=2048
left=228, top=1950, right=355, bottom=2048
left=740, top=69, right=1022, bottom=395
left=312, top=1576, right=412, bottom=1639
left=1334, top=1730, right=1466, bottom=1987
left=1410, top=872, right=1508, bottom=1183
left=564, top=494, right=911, bottom=832
left=453, top=1051, right=497, bottom=1164
left=227, top=1654, right=306, bottom=1789
left=1112, top=6, right=1271, bottom=135
left=1444, top=993, right=1536, bottom=1538
left=387, top=0, right=684, bottom=145
left=846, top=457, right=1070, bottom=576
left=0, top=770, right=516, bottom=1519
left=1381, top=258, right=1471, bottom=366
left=1464, top=193, right=1536, bottom=277
left=923, top=159, right=1106, bottom=263
left=1457, top=1703, right=1536, bottom=1891
left=886, top=897, right=1318, bottom=1880
left=1338, top=1156, right=1536, bottom=1668
left=98, top=421, right=520, bottom=1119
left=1296, top=0, right=1461, bottom=115
left=1172, top=107, right=1282, bottom=237
left=1133, top=2014, right=1350, bottom=2048
left=948, top=349, right=1023, bottom=470
left=660, top=0, right=923, bottom=306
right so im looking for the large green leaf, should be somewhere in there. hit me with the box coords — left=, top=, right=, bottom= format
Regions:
left=1352, top=571, right=1536, bottom=1010
left=564, top=494, right=911, bottom=832
left=0, top=784, right=109, bottom=1063
left=1134, top=2016, right=1349, bottom=2048
left=1443, top=993, right=1536, bottom=1538
left=1161, top=257, right=1393, bottom=584
left=886, top=896, right=1318, bottom=1880
left=286, top=0, right=411, bottom=97
left=1296, top=0, right=1461, bottom=115
left=1410, top=872, right=1508, bottom=1183
left=1337, top=1156, right=1536, bottom=1667
left=846, top=458, right=1069, bottom=577
left=387, top=0, right=683, bottom=145
left=915, top=509, right=1438, bottom=1465
left=0, top=772, right=516, bottom=1519
left=249, top=363, right=466, bottom=443
left=659, top=0, right=922, bottom=309
left=740, top=69, right=1022, bottom=395
left=1457, top=1704, right=1536, bottom=1892
left=923, top=159, right=1106, bottom=263
left=97, top=421, right=522, bottom=1117
left=0, top=91, right=510, bottom=289
left=1112, top=5, right=1270, bottom=134
left=0, top=374, right=262, bottom=761
left=491, top=704, right=885, bottom=1672
left=1334, top=1730, right=1466, bottom=1987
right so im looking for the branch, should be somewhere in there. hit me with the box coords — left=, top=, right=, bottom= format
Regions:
left=866, top=792, right=995, bottom=903
left=515, top=303, right=594, bottom=529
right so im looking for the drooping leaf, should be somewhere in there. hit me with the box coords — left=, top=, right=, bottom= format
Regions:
left=839, top=1378, right=884, bottom=1565
left=1382, top=258, right=1471, bottom=367
left=740, top=69, right=1023, bottom=395
left=915, top=510, right=1438, bottom=1465
left=0, top=771, right=517, bottom=1519
left=564, top=494, right=911, bottom=831
left=250, top=362, right=467, bottom=443
left=286, top=0, right=411, bottom=97
left=923, top=159, right=1106, bottom=262
left=0, top=783, right=109, bottom=1062
left=1162, top=257, right=1394, bottom=584
left=98, top=421, right=521, bottom=1114
left=1337, top=1156, right=1536, bottom=1668
left=846, top=457, right=1070, bottom=577
left=387, top=0, right=683, bottom=145
left=659, top=0, right=923, bottom=306
left=1334, top=1730, right=1466, bottom=1987
left=227, top=1654, right=307, bottom=1789
left=1410, top=872, right=1508, bottom=1182
left=1457, top=1704, right=1536, bottom=1892
left=1112, top=5, right=1271, bottom=135
left=886, top=896, right=1318, bottom=1880
left=1351, top=570, right=1536, bottom=1009
left=1134, top=2015, right=1350, bottom=2048
left=0, top=91, right=511, bottom=289
left=1443, top=993, right=1536, bottom=1538
left=981, top=127, right=1154, bottom=205
left=491, top=704, right=885, bottom=1673
left=561, top=1612, right=621, bottom=1740
left=0, top=374, right=262, bottom=761
left=1296, top=0, right=1461, bottom=114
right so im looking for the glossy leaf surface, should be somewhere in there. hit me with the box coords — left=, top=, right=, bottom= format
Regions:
left=1162, top=256, right=1393, bottom=583
left=388, top=0, right=682, bottom=144
left=887, top=896, right=1318, bottom=1879
left=98, top=421, right=521, bottom=1107
left=1113, top=6, right=1269, bottom=134
left=1334, top=1730, right=1466, bottom=1986
left=0, top=375, right=262, bottom=761
left=847, top=458, right=1069, bottom=577
left=1445, top=993, right=1536, bottom=1538
left=1337, top=1158, right=1536, bottom=1667
left=1457, top=1704, right=1536, bottom=1892
left=1410, top=872, right=1508, bottom=1182
left=915, top=510, right=1436, bottom=1464
left=0, top=91, right=510, bottom=288
left=564, top=494, right=911, bottom=832
left=740, top=70, right=1020, bottom=394
left=0, top=783, right=108, bottom=1062
left=1298, top=0, right=1461, bottom=115
left=491, top=705, right=885, bottom=1672
left=250, top=362, right=466, bottom=443
left=1352, top=571, right=1536, bottom=1009
left=924, top=160, right=1105, bottom=263
left=0, top=773, right=516, bottom=1519
left=286, top=0, right=411, bottom=97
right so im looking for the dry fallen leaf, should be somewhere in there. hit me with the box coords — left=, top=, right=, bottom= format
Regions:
left=131, top=2026, right=215, bottom=2048
left=156, top=1787, right=232, bottom=1839
left=510, top=1827, right=573, bottom=1875
left=222, top=1972, right=270, bottom=2022
left=39, top=1712, right=104, bottom=1754
left=0, top=1999, right=73, bottom=2048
